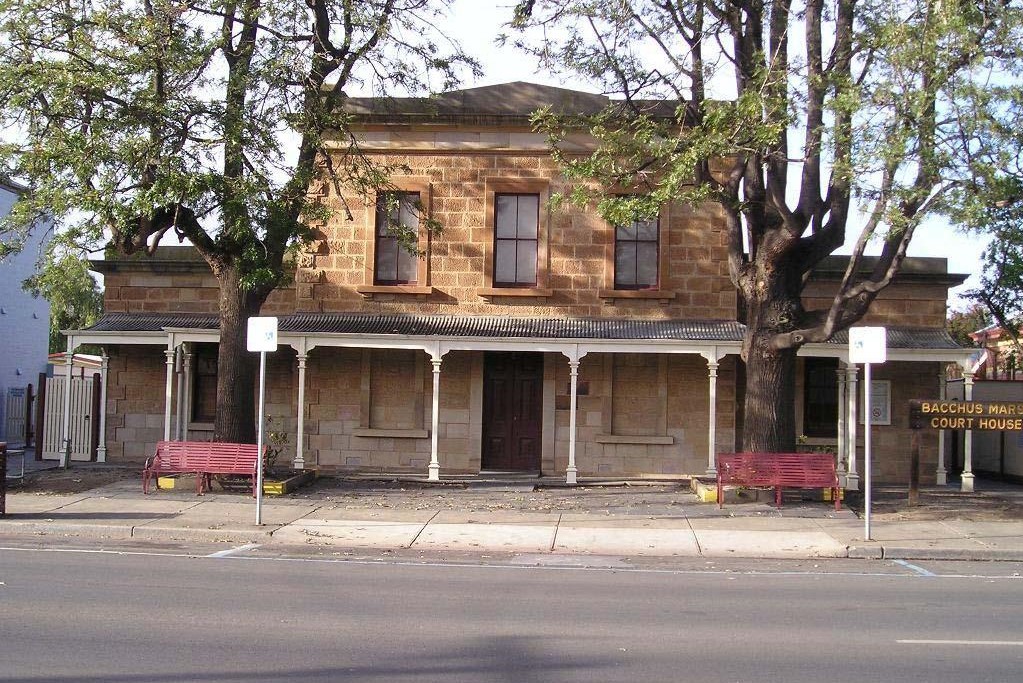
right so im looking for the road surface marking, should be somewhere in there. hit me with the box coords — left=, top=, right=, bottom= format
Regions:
left=892, top=559, right=937, bottom=577
left=207, top=543, right=262, bottom=558
left=898, top=639, right=1023, bottom=646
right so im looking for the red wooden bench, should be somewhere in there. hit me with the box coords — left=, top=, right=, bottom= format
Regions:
left=142, top=441, right=260, bottom=496
left=717, top=452, right=840, bottom=511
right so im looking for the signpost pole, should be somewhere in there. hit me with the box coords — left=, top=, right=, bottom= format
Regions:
left=246, top=317, right=278, bottom=527
left=864, top=361, right=873, bottom=541
left=255, top=350, right=266, bottom=526
left=849, top=327, right=886, bottom=543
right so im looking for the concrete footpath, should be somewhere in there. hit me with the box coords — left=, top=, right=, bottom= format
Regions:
left=3, top=475, right=1023, bottom=561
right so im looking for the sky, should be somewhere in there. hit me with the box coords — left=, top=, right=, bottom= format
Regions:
left=443, top=0, right=989, bottom=308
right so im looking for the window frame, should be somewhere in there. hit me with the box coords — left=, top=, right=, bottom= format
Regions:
left=352, top=348, right=429, bottom=439
left=599, top=203, right=673, bottom=301
left=362, top=180, right=432, bottom=292
left=492, top=192, right=540, bottom=288
left=613, top=215, right=661, bottom=290
left=191, top=343, right=218, bottom=423
left=595, top=353, right=674, bottom=445
left=480, top=179, right=551, bottom=297
left=802, top=356, right=840, bottom=438
left=373, top=190, right=422, bottom=286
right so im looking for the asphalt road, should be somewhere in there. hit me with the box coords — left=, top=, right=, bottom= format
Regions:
left=1, top=543, right=1022, bottom=682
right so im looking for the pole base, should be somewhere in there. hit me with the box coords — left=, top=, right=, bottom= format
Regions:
left=935, top=468, right=947, bottom=486
left=566, top=466, right=577, bottom=485
left=960, top=472, right=975, bottom=493
left=844, top=473, right=860, bottom=491
left=428, top=463, right=440, bottom=482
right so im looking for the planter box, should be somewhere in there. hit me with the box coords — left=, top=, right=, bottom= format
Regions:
left=690, top=478, right=776, bottom=504
left=157, top=470, right=314, bottom=495
left=157, top=473, right=196, bottom=490
left=262, top=470, right=315, bottom=496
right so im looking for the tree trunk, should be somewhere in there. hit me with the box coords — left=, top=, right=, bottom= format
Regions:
left=213, top=265, right=267, bottom=444
left=742, top=332, right=798, bottom=453
left=740, top=261, right=802, bottom=452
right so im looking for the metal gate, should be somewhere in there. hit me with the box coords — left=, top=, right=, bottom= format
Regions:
left=41, top=376, right=94, bottom=461
left=4, top=387, right=27, bottom=445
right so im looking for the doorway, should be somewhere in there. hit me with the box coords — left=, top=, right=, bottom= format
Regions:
left=481, top=352, right=543, bottom=471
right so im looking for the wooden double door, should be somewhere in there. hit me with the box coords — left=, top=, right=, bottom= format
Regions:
left=481, top=352, right=543, bottom=472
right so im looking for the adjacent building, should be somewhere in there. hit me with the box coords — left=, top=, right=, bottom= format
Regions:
left=0, top=180, right=51, bottom=445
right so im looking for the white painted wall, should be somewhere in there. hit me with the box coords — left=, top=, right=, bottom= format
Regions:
left=0, top=182, right=52, bottom=441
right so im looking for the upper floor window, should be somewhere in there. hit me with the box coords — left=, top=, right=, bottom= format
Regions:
left=614, top=216, right=659, bottom=290
left=374, top=191, right=420, bottom=285
left=493, top=193, right=539, bottom=287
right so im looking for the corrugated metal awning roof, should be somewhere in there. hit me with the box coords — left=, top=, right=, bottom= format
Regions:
left=825, top=327, right=964, bottom=350
left=85, top=312, right=745, bottom=341
left=82, top=312, right=964, bottom=350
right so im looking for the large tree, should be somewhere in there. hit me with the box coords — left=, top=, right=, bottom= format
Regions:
left=512, top=0, right=1023, bottom=451
left=946, top=303, right=989, bottom=348
left=24, top=248, right=104, bottom=353
left=0, top=0, right=476, bottom=443
left=965, top=185, right=1023, bottom=328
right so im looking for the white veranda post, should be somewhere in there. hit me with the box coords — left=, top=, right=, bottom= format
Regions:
left=97, top=351, right=110, bottom=462
left=163, top=344, right=175, bottom=442
left=566, top=356, right=580, bottom=485
left=182, top=346, right=193, bottom=441
left=294, top=352, right=308, bottom=469
left=935, top=367, right=947, bottom=486
left=428, top=355, right=443, bottom=481
left=844, top=365, right=859, bottom=490
left=961, top=368, right=976, bottom=493
left=174, top=346, right=184, bottom=440
left=705, top=357, right=719, bottom=476
left=836, top=364, right=847, bottom=486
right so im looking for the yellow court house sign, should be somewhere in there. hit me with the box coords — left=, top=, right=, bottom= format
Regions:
left=908, top=400, right=1023, bottom=431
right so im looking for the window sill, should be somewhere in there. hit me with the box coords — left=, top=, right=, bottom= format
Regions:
left=357, top=285, right=434, bottom=298
left=596, top=434, right=674, bottom=445
left=478, top=287, right=553, bottom=299
left=598, top=289, right=676, bottom=301
left=352, top=428, right=430, bottom=439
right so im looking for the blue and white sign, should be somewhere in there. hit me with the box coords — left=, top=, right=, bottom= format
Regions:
left=246, top=316, right=278, bottom=352
left=849, top=326, right=887, bottom=364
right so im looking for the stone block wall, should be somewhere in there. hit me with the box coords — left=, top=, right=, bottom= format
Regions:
left=802, top=283, right=952, bottom=328
left=301, top=347, right=362, bottom=468
left=101, top=263, right=293, bottom=315
left=552, top=353, right=738, bottom=477
left=298, top=347, right=477, bottom=474
left=105, top=346, right=167, bottom=461
left=848, top=361, right=941, bottom=484
left=295, top=146, right=736, bottom=320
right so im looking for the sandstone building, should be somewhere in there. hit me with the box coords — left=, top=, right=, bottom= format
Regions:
left=64, top=83, right=972, bottom=486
